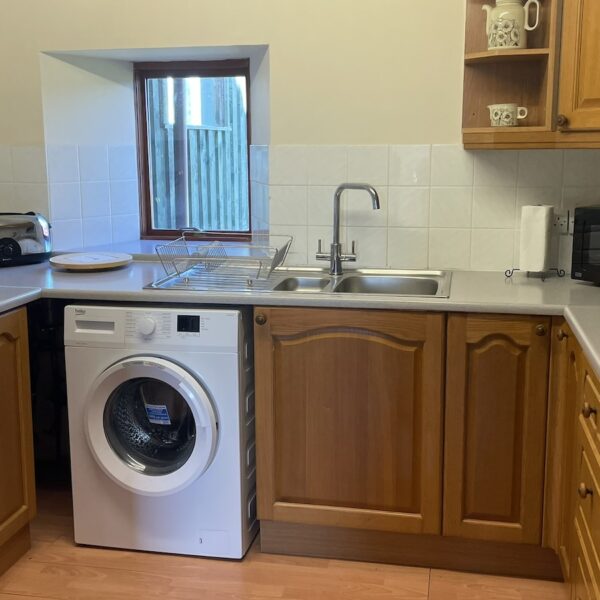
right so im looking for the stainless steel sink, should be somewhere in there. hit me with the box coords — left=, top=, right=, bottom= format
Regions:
left=333, top=274, right=439, bottom=295
left=270, top=269, right=451, bottom=297
left=273, top=276, right=332, bottom=292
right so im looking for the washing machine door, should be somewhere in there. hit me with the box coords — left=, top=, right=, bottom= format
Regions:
left=85, top=356, right=218, bottom=496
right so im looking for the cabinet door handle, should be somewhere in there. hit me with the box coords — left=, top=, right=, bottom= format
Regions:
left=582, top=402, right=597, bottom=419
left=557, top=114, right=569, bottom=129
left=578, top=482, right=593, bottom=499
left=255, top=313, right=267, bottom=326
left=535, top=324, right=547, bottom=336
left=557, top=329, right=568, bottom=341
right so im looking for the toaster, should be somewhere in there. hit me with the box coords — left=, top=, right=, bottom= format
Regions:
left=0, top=212, right=52, bottom=267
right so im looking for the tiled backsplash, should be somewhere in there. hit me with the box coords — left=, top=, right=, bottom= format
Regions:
left=253, top=145, right=600, bottom=272
left=2, top=142, right=600, bottom=271
left=0, top=143, right=140, bottom=250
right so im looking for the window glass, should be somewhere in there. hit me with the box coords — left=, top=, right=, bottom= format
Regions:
left=143, top=71, right=249, bottom=233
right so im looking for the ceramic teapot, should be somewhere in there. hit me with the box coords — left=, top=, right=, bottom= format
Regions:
left=482, top=0, right=541, bottom=50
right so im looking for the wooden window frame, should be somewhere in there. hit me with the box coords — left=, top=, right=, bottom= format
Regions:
left=134, top=60, right=252, bottom=240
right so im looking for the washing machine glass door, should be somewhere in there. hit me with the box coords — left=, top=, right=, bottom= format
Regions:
left=85, top=356, right=218, bottom=496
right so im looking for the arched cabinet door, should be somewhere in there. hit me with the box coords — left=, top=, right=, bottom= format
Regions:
left=444, top=313, right=551, bottom=544
left=254, top=307, right=445, bottom=535
left=0, top=308, right=35, bottom=575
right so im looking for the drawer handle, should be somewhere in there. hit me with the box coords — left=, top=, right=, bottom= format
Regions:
left=535, top=324, right=548, bottom=336
left=582, top=402, right=597, bottom=419
left=255, top=314, right=267, bottom=326
left=557, top=329, right=568, bottom=341
left=578, top=482, right=593, bottom=499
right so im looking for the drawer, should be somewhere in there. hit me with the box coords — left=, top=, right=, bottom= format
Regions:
left=580, top=369, right=600, bottom=453
left=573, top=514, right=599, bottom=600
left=575, top=441, right=600, bottom=586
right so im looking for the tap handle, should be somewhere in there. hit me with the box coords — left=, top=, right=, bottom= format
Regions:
left=317, top=239, right=322, bottom=253
left=351, top=240, right=356, bottom=254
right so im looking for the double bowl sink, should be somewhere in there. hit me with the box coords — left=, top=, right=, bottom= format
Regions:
left=270, top=268, right=451, bottom=297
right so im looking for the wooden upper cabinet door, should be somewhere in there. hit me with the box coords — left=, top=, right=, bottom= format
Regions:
left=0, top=308, right=35, bottom=548
left=558, top=0, right=600, bottom=131
left=254, top=307, right=445, bottom=535
left=444, top=314, right=551, bottom=544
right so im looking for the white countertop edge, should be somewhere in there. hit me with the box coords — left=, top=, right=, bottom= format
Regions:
left=565, top=306, right=600, bottom=378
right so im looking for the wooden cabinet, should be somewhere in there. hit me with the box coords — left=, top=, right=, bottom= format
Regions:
left=444, top=314, right=551, bottom=544
left=0, top=308, right=35, bottom=576
left=557, top=0, right=600, bottom=133
left=462, top=0, right=600, bottom=148
left=254, top=307, right=445, bottom=535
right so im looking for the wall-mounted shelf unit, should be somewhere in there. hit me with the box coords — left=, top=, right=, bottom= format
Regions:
left=462, top=0, right=561, bottom=148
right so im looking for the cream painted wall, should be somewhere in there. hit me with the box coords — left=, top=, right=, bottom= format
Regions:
left=0, top=0, right=465, bottom=146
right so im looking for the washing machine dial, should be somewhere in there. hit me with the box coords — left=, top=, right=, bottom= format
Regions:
left=137, top=316, right=157, bottom=337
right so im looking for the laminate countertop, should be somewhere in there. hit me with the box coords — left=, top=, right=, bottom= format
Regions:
left=0, top=259, right=599, bottom=372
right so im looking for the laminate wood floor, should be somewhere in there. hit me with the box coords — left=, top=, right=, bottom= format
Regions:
left=0, top=488, right=570, bottom=600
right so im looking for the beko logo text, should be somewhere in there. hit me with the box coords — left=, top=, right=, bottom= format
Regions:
left=75, top=309, right=86, bottom=315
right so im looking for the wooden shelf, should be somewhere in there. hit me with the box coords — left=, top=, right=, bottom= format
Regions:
left=465, top=49, right=550, bottom=64
left=463, top=126, right=549, bottom=134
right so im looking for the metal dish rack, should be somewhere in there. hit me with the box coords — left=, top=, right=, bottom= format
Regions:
left=149, top=233, right=293, bottom=291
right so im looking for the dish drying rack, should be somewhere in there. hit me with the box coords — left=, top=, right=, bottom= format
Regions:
left=148, top=233, right=293, bottom=291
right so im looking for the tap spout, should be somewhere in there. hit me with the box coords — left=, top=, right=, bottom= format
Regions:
left=330, top=183, right=380, bottom=276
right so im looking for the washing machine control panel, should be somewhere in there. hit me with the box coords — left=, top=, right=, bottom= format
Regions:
left=65, top=305, right=241, bottom=350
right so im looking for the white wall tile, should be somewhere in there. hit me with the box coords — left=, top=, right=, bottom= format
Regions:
left=430, top=187, right=472, bottom=228
left=14, top=183, right=49, bottom=215
left=307, top=186, right=337, bottom=226
left=52, top=219, right=83, bottom=250
left=431, top=145, right=474, bottom=186
left=269, top=186, right=307, bottom=225
left=345, top=186, right=387, bottom=227
left=270, top=224, right=308, bottom=265
left=46, top=145, right=79, bottom=183
left=389, top=145, right=430, bottom=186
left=270, top=146, right=308, bottom=185
left=0, top=183, right=16, bottom=210
left=110, top=180, right=139, bottom=216
left=562, top=187, right=600, bottom=210
left=387, top=228, right=428, bottom=269
left=11, top=146, right=46, bottom=183
left=517, top=150, right=563, bottom=187
left=517, top=187, right=562, bottom=210
left=83, top=216, right=112, bottom=247
left=472, top=187, right=516, bottom=229
left=563, top=150, right=600, bottom=187
left=429, top=229, right=471, bottom=270
left=473, top=151, right=518, bottom=187
left=307, top=146, right=346, bottom=186
left=111, top=214, right=140, bottom=243
left=470, top=229, right=514, bottom=271
left=347, top=146, right=388, bottom=185
left=388, top=187, right=429, bottom=227
left=49, top=182, right=81, bottom=220
left=79, top=145, right=109, bottom=182
left=81, top=181, right=110, bottom=218
left=346, top=226, right=388, bottom=268
left=108, top=145, right=138, bottom=181
left=0, top=145, right=13, bottom=183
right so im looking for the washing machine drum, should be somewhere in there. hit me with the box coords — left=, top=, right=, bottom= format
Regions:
left=85, top=356, right=218, bottom=496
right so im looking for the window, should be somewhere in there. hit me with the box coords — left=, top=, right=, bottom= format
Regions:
left=134, top=60, right=251, bottom=238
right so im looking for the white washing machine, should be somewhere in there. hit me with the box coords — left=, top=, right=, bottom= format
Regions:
left=64, top=305, right=258, bottom=559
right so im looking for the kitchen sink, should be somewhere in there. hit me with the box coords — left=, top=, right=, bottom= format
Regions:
left=273, top=276, right=332, bottom=292
left=332, top=275, right=439, bottom=296
left=270, top=269, right=451, bottom=297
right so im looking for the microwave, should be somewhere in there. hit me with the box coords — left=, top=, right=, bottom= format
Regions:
left=572, top=206, right=600, bottom=283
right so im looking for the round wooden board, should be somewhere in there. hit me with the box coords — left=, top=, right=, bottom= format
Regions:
left=49, top=252, right=133, bottom=271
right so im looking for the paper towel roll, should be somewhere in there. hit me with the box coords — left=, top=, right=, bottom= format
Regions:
left=519, top=205, right=553, bottom=272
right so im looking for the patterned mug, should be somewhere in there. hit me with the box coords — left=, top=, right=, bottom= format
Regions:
left=488, top=103, right=528, bottom=127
